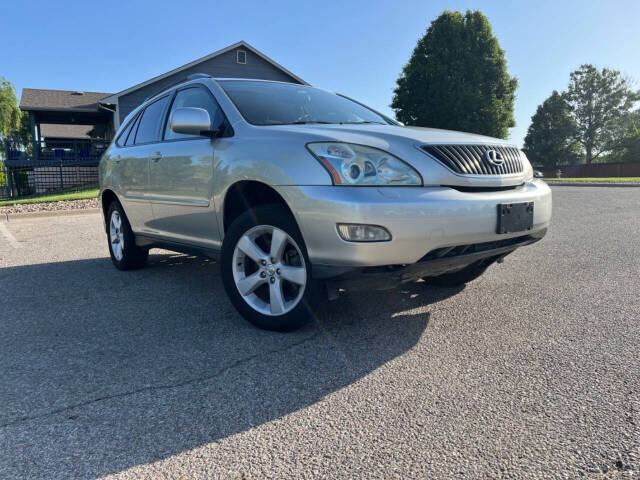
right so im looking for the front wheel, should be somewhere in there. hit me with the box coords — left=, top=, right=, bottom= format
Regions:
left=106, top=201, right=148, bottom=270
left=221, top=204, right=323, bottom=332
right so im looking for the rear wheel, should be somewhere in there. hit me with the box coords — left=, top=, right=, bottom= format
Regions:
left=106, top=201, right=148, bottom=270
left=221, top=204, right=323, bottom=332
left=422, top=261, right=491, bottom=287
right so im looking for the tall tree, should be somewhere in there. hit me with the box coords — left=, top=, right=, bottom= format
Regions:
left=0, top=78, right=29, bottom=189
left=391, top=10, right=518, bottom=139
left=523, top=91, right=580, bottom=167
left=566, top=64, right=638, bottom=163
left=0, top=77, right=22, bottom=139
left=608, top=110, right=640, bottom=163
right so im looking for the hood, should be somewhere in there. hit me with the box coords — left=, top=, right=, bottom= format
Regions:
left=264, top=123, right=514, bottom=147
left=261, top=123, right=528, bottom=188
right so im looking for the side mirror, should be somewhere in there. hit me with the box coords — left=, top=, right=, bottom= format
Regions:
left=170, top=107, right=216, bottom=137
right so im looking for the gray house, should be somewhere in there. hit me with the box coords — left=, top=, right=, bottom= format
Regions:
left=101, top=40, right=307, bottom=128
left=14, top=41, right=306, bottom=164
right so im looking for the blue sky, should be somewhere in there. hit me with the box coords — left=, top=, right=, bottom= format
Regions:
left=2, top=0, right=639, bottom=145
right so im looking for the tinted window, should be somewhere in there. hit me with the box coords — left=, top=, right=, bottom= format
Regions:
left=117, top=117, right=134, bottom=146
left=135, top=96, right=170, bottom=144
left=118, top=113, right=139, bottom=147
left=124, top=114, right=141, bottom=146
left=219, top=80, right=389, bottom=126
left=164, top=87, right=227, bottom=140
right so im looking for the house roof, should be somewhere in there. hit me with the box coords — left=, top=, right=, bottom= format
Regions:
left=39, top=124, right=94, bottom=139
left=20, top=89, right=114, bottom=112
left=100, top=40, right=307, bottom=104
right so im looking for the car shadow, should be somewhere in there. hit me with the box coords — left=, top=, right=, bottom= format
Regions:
left=0, top=252, right=463, bottom=479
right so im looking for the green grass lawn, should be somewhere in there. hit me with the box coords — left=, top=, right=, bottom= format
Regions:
left=544, top=177, right=640, bottom=183
left=0, top=187, right=99, bottom=207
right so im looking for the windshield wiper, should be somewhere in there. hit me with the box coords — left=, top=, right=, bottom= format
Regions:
left=280, top=121, right=334, bottom=125
left=339, top=121, right=386, bottom=125
left=267, top=120, right=385, bottom=126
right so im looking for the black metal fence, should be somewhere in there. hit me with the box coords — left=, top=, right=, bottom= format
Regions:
left=1, top=139, right=108, bottom=201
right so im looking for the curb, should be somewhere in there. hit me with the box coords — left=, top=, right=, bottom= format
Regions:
left=1, top=208, right=101, bottom=222
left=547, top=182, right=640, bottom=188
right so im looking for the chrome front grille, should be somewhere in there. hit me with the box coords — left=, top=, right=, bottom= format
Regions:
left=421, top=144, right=524, bottom=175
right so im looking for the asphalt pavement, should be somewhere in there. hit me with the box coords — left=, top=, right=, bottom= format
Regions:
left=0, top=186, right=638, bottom=479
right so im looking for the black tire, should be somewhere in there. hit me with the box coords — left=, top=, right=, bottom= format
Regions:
left=422, top=261, right=490, bottom=287
left=221, top=204, right=323, bottom=332
left=106, top=201, right=149, bottom=270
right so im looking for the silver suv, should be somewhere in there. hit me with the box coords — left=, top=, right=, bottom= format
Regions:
left=99, top=76, right=551, bottom=331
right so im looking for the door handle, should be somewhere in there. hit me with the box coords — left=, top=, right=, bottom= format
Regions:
left=152, top=151, right=162, bottom=162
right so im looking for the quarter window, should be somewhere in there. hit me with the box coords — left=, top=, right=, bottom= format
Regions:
left=135, top=96, right=170, bottom=144
left=164, top=87, right=227, bottom=140
left=117, top=114, right=137, bottom=146
left=124, top=114, right=141, bottom=146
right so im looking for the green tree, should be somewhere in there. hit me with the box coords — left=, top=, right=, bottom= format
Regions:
left=0, top=77, right=31, bottom=187
left=391, top=10, right=518, bottom=139
left=566, top=64, right=638, bottom=163
left=608, top=110, right=640, bottom=163
left=523, top=91, right=580, bottom=167
left=0, top=77, right=22, bottom=139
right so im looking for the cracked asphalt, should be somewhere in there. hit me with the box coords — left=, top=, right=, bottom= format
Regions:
left=0, top=186, right=638, bottom=479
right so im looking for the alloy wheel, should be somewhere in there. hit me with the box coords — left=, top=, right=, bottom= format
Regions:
left=109, top=210, right=125, bottom=261
left=232, top=225, right=307, bottom=316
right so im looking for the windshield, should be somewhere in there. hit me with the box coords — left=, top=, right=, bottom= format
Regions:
left=219, top=80, right=391, bottom=126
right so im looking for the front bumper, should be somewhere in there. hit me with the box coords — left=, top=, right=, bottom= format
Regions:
left=278, top=179, right=551, bottom=270
left=324, top=229, right=546, bottom=292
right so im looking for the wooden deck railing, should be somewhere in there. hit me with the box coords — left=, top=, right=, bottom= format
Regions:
left=4, top=139, right=110, bottom=167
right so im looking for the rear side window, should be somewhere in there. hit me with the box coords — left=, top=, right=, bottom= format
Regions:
left=164, top=87, right=227, bottom=140
left=124, top=114, right=141, bottom=146
left=117, top=114, right=138, bottom=147
left=135, top=96, right=170, bottom=144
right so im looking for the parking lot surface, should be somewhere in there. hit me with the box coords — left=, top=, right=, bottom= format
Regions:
left=1, top=186, right=638, bottom=479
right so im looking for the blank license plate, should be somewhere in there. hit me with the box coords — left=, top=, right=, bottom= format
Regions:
left=497, top=202, right=534, bottom=234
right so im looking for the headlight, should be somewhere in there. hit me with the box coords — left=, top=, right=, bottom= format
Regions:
left=306, top=142, right=422, bottom=186
left=520, top=151, right=534, bottom=182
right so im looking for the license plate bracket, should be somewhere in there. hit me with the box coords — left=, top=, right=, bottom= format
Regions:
left=497, top=202, right=534, bottom=234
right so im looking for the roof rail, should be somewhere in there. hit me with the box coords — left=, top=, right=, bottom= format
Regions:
left=143, top=74, right=211, bottom=102
left=186, top=73, right=211, bottom=80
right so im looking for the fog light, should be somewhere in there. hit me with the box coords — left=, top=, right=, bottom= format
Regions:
left=337, top=224, right=391, bottom=242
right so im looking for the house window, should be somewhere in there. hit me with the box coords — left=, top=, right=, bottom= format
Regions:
left=236, top=50, right=247, bottom=64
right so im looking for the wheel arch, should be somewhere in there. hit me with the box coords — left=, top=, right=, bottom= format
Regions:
left=222, top=181, right=299, bottom=235
left=100, top=189, right=121, bottom=231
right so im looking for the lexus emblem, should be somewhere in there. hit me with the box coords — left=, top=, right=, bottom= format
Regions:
left=484, top=149, right=504, bottom=166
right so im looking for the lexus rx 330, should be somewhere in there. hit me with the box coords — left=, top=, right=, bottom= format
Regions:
left=99, top=76, right=551, bottom=331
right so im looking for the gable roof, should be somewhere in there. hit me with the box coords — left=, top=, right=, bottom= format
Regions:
left=20, top=89, right=113, bottom=112
left=100, top=41, right=307, bottom=104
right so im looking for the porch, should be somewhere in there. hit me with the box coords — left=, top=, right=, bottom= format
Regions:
left=6, top=137, right=111, bottom=165
left=3, top=138, right=109, bottom=198
left=1, top=88, right=115, bottom=200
